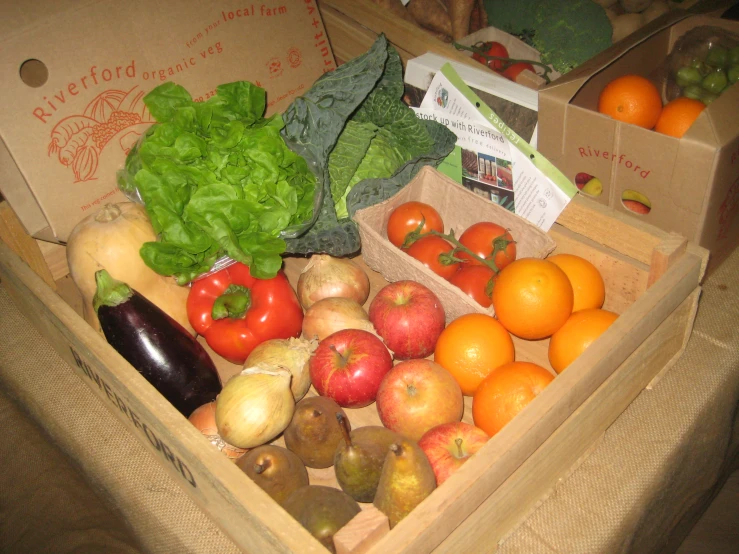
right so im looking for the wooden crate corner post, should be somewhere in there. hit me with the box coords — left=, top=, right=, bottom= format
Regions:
left=333, top=505, right=390, bottom=554
left=0, top=201, right=56, bottom=290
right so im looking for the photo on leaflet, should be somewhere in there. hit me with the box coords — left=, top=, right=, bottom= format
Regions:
left=462, top=176, right=515, bottom=213
left=496, top=159, right=512, bottom=190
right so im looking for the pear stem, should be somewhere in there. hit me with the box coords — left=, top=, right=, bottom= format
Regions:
left=336, top=412, right=352, bottom=448
left=389, top=443, right=403, bottom=456
left=313, top=409, right=322, bottom=418
left=253, top=458, right=271, bottom=474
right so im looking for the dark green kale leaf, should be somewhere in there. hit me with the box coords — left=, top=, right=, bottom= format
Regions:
left=281, top=35, right=456, bottom=256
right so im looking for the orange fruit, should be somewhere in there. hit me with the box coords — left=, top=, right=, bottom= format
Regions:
left=434, top=313, right=515, bottom=396
left=472, top=361, right=555, bottom=437
left=548, top=308, right=619, bottom=373
left=654, top=97, right=706, bottom=138
left=548, top=254, right=606, bottom=312
left=491, top=258, right=574, bottom=340
left=597, top=75, right=663, bottom=129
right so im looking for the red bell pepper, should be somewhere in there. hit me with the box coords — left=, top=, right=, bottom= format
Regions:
left=187, top=262, right=304, bottom=365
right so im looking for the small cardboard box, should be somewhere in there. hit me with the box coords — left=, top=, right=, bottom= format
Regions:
left=354, top=166, right=557, bottom=323
left=0, top=0, right=335, bottom=243
left=537, top=12, right=739, bottom=269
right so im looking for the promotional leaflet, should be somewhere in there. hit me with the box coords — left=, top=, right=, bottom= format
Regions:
left=414, top=63, right=577, bottom=232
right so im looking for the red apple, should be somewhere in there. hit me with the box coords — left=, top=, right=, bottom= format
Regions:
left=368, top=280, right=445, bottom=359
left=575, top=172, right=593, bottom=190
left=309, top=328, right=392, bottom=408
left=375, top=359, right=463, bottom=441
left=418, top=422, right=490, bottom=485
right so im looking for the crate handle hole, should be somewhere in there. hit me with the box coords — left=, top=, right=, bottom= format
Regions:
left=20, top=59, right=48, bottom=88
left=574, top=172, right=603, bottom=198
left=621, top=189, right=652, bottom=215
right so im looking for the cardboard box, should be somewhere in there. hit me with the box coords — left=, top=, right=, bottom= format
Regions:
left=537, top=12, right=739, bottom=269
left=354, top=166, right=556, bottom=323
left=0, top=0, right=335, bottom=243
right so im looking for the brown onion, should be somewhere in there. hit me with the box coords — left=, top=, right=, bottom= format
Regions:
left=189, top=401, right=247, bottom=461
left=302, top=297, right=376, bottom=341
left=216, top=366, right=295, bottom=449
left=244, top=337, right=316, bottom=401
left=297, top=254, right=370, bottom=309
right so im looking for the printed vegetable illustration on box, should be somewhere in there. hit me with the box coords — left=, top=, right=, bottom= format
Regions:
left=47, top=86, right=153, bottom=182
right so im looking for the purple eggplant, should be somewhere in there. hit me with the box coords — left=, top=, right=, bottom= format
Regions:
left=93, top=269, right=221, bottom=417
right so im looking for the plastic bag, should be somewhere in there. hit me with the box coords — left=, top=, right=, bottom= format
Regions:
left=665, top=26, right=739, bottom=104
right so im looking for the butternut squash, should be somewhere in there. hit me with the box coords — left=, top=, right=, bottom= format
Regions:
left=66, top=202, right=194, bottom=336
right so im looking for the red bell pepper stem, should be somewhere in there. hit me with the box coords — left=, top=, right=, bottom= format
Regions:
left=211, top=284, right=252, bottom=320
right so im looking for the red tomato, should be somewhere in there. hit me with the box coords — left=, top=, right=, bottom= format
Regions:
left=471, top=42, right=509, bottom=71
left=387, top=201, right=444, bottom=248
left=406, top=235, right=460, bottom=280
left=457, top=222, right=516, bottom=271
left=502, top=62, right=536, bottom=82
left=449, top=265, right=498, bottom=308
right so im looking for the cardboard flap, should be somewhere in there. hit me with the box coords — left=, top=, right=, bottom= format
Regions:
left=0, top=0, right=334, bottom=242
left=698, top=79, right=739, bottom=146
left=542, top=10, right=693, bottom=103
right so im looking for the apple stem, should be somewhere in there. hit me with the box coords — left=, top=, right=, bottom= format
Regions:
left=455, top=437, right=464, bottom=458
left=253, top=459, right=271, bottom=474
left=329, top=344, right=348, bottom=367
left=336, top=412, right=352, bottom=448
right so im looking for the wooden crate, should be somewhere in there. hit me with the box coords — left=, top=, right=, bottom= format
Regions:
left=317, top=0, right=484, bottom=69
left=0, top=185, right=706, bottom=553
left=0, top=2, right=710, bottom=550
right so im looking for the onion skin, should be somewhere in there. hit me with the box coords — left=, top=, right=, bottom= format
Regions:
left=216, top=367, right=295, bottom=449
left=297, top=255, right=371, bottom=310
left=244, top=338, right=316, bottom=401
left=189, top=401, right=247, bottom=461
left=302, top=297, right=376, bottom=342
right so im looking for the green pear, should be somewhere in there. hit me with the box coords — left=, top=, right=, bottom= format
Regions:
left=373, top=438, right=437, bottom=528
left=333, top=414, right=402, bottom=503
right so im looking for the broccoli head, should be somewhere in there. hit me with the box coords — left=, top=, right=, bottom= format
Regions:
left=483, top=0, right=613, bottom=75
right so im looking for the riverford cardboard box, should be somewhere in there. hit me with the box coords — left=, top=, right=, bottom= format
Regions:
left=0, top=0, right=335, bottom=243
left=537, top=12, right=739, bottom=269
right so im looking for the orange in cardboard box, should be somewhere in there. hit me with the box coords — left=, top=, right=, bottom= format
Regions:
left=654, top=96, right=706, bottom=138
left=597, top=74, right=663, bottom=129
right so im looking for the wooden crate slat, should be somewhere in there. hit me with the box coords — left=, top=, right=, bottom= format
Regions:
left=365, top=250, right=703, bottom=553
left=0, top=240, right=327, bottom=554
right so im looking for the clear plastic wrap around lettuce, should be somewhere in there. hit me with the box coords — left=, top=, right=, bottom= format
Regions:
left=117, top=81, right=316, bottom=283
